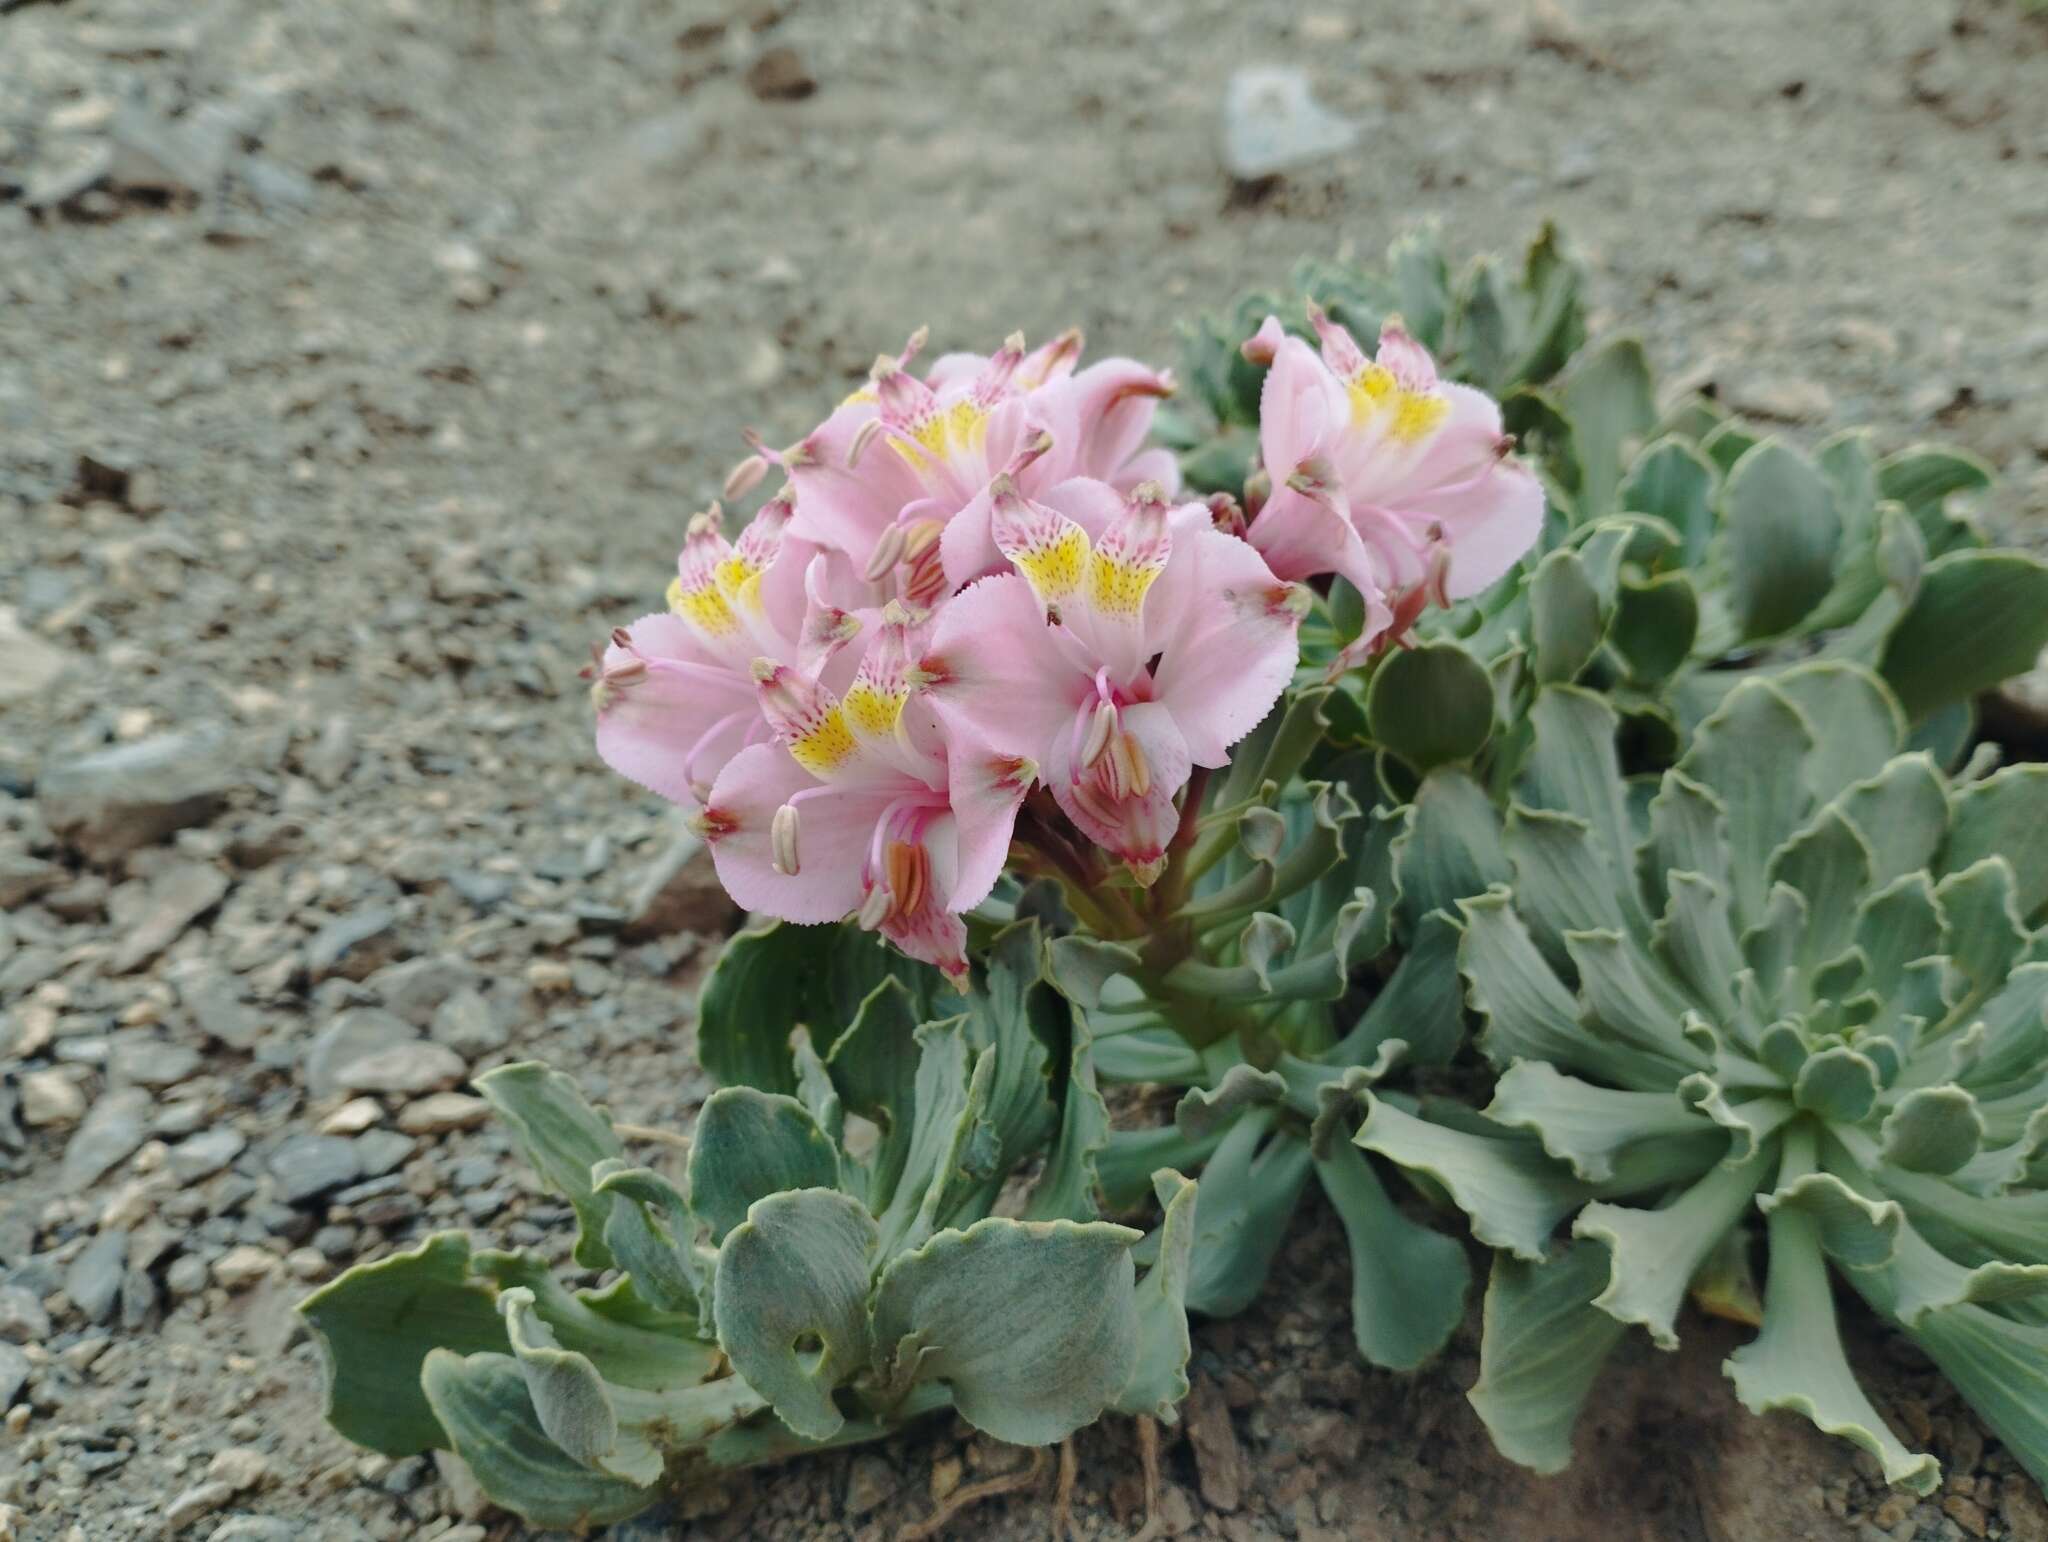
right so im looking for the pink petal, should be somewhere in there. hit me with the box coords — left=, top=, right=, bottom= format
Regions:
left=1049, top=700, right=1191, bottom=870
left=943, top=726, right=1036, bottom=910
left=1256, top=335, right=1344, bottom=484
left=786, top=400, right=926, bottom=563
left=1113, top=445, right=1183, bottom=498
left=922, top=574, right=1088, bottom=766
left=593, top=613, right=756, bottom=806
left=699, top=744, right=883, bottom=923
left=1147, top=527, right=1308, bottom=767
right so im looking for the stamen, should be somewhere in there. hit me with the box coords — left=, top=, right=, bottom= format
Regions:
left=856, top=882, right=892, bottom=931
left=846, top=416, right=884, bottom=467
left=1080, top=699, right=1118, bottom=768
left=864, top=521, right=910, bottom=581
left=770, top=802, right=801, bottom=876
left=722, top=454, right=769, bottom=500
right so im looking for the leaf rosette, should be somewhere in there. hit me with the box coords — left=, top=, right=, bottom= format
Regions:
left=1356, top=661, right=2048, bottom=1492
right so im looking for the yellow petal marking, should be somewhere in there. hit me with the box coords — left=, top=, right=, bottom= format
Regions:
left=668, top=575, right=738, bottom=636
left=788, top=706, right=858, bottom=777
left=841, top=682, right=906, bottom=740
left=1010, top=522, right=1090, bottom=605
left=1348, top=362, right=1449, bottom=444
left=1089, top=548, right=1163, bottom=618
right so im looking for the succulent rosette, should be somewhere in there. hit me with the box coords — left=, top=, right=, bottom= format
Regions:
left=1351, top=663, right=2048, bottom=1492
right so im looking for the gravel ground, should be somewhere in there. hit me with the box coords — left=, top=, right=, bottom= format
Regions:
left=3, top=1, right=2047, bottom=1538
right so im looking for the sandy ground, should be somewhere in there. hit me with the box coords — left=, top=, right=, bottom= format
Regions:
left=4, top=0, right=2048, bottom=1538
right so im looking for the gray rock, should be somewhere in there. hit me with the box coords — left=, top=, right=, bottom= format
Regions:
left=165, top=1254, right=210, bottom=1298
left=845, top=1454, right=899, bottom=1518
left=0, top=1341, right=28, bottom=1405
left=169, top=1127, right=247, bottom=1183
left=65, top=1229, right=128, bottom=1324
left=430, top=988, right=508, bottom=1058
left=302, top=714, right=357, bottom=788
left=60, top=1087, right=151, bottom=1193
left=185, top=971, right=263, bottom=1050
left=353, top=1129, right=416, bottom=1178
left=367, top=955, right=480, bottom=1028
left=107, top=861, right=231, bottom=974
left=0, top=848, right=59, bottom=909
left=0, top=606, right=71, bottom=705
left=121, top=1265, right=159, bottom=1330
left=107, top=1033, right=204, bottom=1089
left=334, top=1040, right=465, bottom=1096
left=0, top=1284, right=50, bottom=1343
left=268, top=1135, right=362, bottom=1205
left=303, top=1007, right=414, bottom=1099
left=1221, top=65, right=1361, bottom=181
left=305, top=906, right=403, bottom=982
left=37, top=726, right=238, bottom=863
left=208, top=1521, right=299, bottom=1542
left=622, top=825, right=736, bottom=940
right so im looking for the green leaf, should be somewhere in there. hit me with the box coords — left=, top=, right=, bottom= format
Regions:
left=1502, top=806, right=1626, bottom=960
left=1766, top=809, right=1874, bottom=971
left=824, top=977, right=925, bottom=1212
left=1880, top=552, right=2048, bottom=722
left=1721, top=440, right=1843, bottom=641
left=1466, top=1241, right=1629, bottom=1475
left=1356, top=1096, right=1589, bottom=1262
left=1758, top=1172, right=1901, bottom=1270
left=499, top=1288, right=662, bottom=1484
left=1573, top=1146, right=1774, bottom=1349
left=1460, top=890, right=1676, bottom=1091
left=1619, top=437, right=1717, bottom=565
left=1114, top=1170, right=1200, bottom=1422
left=1723, top=1202, right=1939, bottom=1493
left=1946, top=764, right=2048, bottom=925
left=697, top=919, right=949, bottom=1095
left=1528, top=549, right=1604, bottom=685
left=686, top=1088, right=840, bottom=1244
left=1393, top=765, right=1511, bottom=932
left=1315, top=1138, right=1468, bottom=1371
left=1771, top=663, right=1906, bottom=809
left=1881, top=1086, right=1986, bottom=1176
left=1701, top=418, right=1761, bottom=477
left=873, top=1019, right=983, bottom=1256
left=1521, top=688, right=1637, bottom=906
left=1839, top=755, right=1950, bottom=888
left=1608, top=572, right=1699, bottom=685
left=1877, top=445, right=1992, bottom=554
left=1181, top=1113, right=1315, bottom=1317
left=713, top=1188, right=878, bottom=1441
left=1365, top=642, right=1496, bottom=773
left=1908, top=1305, right=2048, bottom=1493
left=475, top=1063, right=624, bottom=1272
left=468, top=1253, right=716, bottom=1391
left=1483, top=1062, right=1713, bottom=1184
left=1332, top=907, right=1466, bottom=1069
left=420, top=1352, right=659, bottom=1528
left=956, top=920, right=1061, bottom=1187
left=871, top=1217, right=1142, bottom=1446
left=1023, top=1013, right=1113, bottom=1222
left=1559, top=337, right=1657, bottom=522
left=593, top=1163, right=700, bottom=1318
left=299, top=1232, right=510, bottom=1458
left=1792, top=1046, right=1882, bottom=1123
left=1676, top=680, right=1816, bottom=925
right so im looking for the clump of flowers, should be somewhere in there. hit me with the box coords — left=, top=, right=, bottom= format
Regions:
left=592, top=320, right=1531, bottom=981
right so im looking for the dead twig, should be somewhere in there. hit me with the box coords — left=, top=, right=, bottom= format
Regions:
left=1127, top=1417, right=1164, bottom=1542
left=897, top=1447, right=1049, bottom=1542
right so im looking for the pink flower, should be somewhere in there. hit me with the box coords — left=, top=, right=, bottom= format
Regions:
left=754, top=329, right=1177, bottom=608
left=591, top=494, right=860, bottom=808
left=693, top=606, right=1034, bottom=981
left=1242, top=308, right=1544, bottom=671
left=919, top=478, right=1307, bottom=881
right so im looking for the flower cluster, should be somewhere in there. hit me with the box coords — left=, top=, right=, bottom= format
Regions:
left=592, top=318, right=1541, bottom=977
